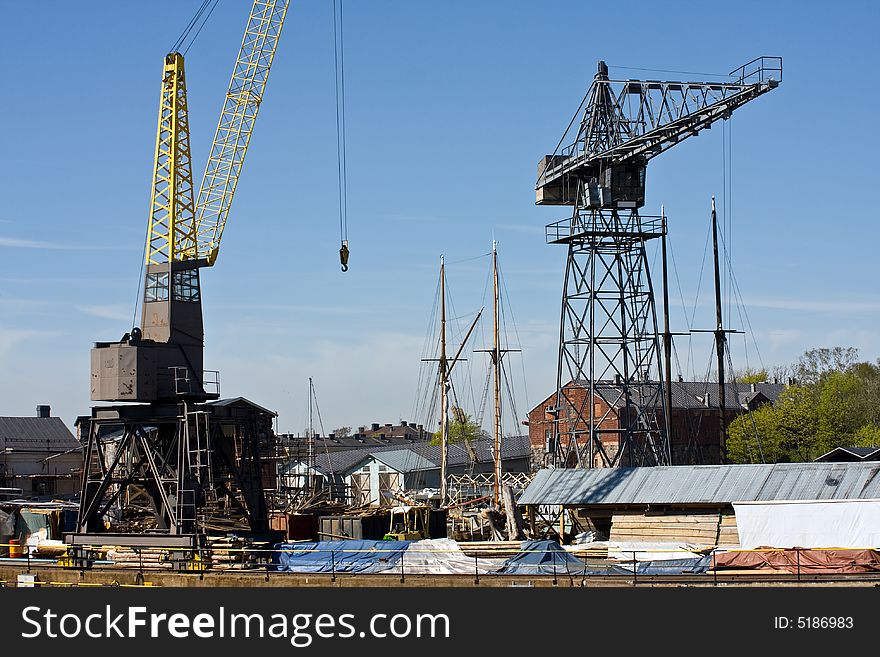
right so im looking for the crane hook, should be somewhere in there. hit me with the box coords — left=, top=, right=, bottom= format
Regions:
left=339, top=240, right=350, bottom=272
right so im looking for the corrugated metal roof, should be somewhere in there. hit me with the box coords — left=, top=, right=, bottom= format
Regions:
left=0, top=417, right=80, bottom=452
left=517, top=462, right=880, bottom=506
left=371, top=449, right=437, bottom=472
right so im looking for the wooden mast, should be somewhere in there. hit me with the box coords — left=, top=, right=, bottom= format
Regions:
left=439, top=255, right=449, bottom=506
left=492, top=241, right=503, bottom=505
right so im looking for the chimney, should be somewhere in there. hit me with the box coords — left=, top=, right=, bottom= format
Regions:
left=677, top=374, right=683, bottom=383
left=703, top=393, right=711, bottom=408
left=400, top=420, right=408, bottom=427
left=614, top=374, right=623, bottom=385
left=750, top=383, right=756, bottom=393
left=358, top=426, right=366, bottom=433
left=773, top=377, right=779, bottom=384
left=371, top=423, right=380, bottom=431
left=36, top=405, right=50, bottom=418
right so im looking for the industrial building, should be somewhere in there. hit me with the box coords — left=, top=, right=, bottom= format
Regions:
left=518, top=461, right=880, bottom=548
left=0, top=406, right=81, bottom=499
left=527, top=379, right=786, bottom=467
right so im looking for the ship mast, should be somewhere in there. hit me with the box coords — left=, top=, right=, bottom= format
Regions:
left=439, top=256, right=449, bottom=505
left=492, top=242, right=502, bottom=504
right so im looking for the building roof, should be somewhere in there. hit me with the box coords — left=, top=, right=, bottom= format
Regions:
left=371, top=449, right=438, bottom=473
left=815, top=447, right=880, bottom=462
left=517, top=462, right=880, bottom=506
left=285, top=434, right=532, bottom=477
left=529, top=380, right=786, bottom=415
left=206, top=397, right=277, bottom=417
left=0, top=417, right=80, bottom=452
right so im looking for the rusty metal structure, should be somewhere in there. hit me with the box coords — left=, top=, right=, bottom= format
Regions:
left=537, top=57, right=781, bottom=468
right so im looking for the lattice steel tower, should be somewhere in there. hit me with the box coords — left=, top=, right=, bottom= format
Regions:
left=536, top=57, right=781, bottom=468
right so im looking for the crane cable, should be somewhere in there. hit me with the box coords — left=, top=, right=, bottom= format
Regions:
left=170, top=0, right=220, bottom=54
left=333, top=0, right=350, bottom=272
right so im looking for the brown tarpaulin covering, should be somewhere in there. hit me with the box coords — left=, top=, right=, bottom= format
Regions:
left=713, top=548, right=880, bottom=574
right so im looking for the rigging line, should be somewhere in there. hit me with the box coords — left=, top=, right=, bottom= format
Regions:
left=183, top=0, right=221, bottom=56
left=131, top=228, right=149, bottom=332
left=171, top=0, right=212, bottom=53
left=310, top=380, right=327, bottom=438
left=447, top=251, right=492, bottom=265
left=412, top=270, right=442, bottom=421
left=608, top=65, right=735, bottom=79
left=718, top=229, right=766, bottom=371
left=498, top=267, right=530, bottom=410
left=501, top=359, right=520, bottom=436
left=727, top=118, right=734, bottom=330
left=722, top=119, right=727, bottom=328
left=689, top=213, right=713, bottom=330
left=666, top=231, right=694, bottom=377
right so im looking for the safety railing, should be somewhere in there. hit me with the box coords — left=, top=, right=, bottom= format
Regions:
left=729, top=56, right=783, bottom=85
left=3, top=541, right=880, bottom=587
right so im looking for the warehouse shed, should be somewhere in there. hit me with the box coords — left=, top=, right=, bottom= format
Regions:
left=518, top=462, right=880, bottom=547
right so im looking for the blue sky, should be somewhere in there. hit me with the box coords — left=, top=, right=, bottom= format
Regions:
left=1, top=0, right=878, bottom=434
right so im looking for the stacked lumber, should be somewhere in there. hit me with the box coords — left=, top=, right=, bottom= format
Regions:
left=104, top=547, right=176, bottom=569
left=717, top=513, right=740, bottom=546
left=206, top=535, right=261, bottom=570
left=457, top=540, right=522, bottom=558
left=609, top=513, right=721, bottom=546
left=568, top=544, right=609, bottom=559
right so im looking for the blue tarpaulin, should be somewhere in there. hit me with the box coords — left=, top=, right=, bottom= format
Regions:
left=273, top=540, right=409, bottom=573
left=615, top=556, right=711, bottom=575
left=499, top=540, right=584, bottom=575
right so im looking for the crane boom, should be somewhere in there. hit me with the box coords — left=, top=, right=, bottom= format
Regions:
left=537, top=57, right=781, bottom=206
left=195, top=0, right=290, bottom=266
left=92, top=0, right=290, bottom=404
left=145, top=53, right=198, bottom=265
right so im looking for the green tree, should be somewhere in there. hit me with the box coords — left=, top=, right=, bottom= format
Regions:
left=726, top=347, right=880, bottom=463
left=726, top=403, right=782, bottom=463
left=735, top=368, right=769, bottom=385
left=794, top=346, right=859, bottom=385
left=430, top=406, right=486, bottom=445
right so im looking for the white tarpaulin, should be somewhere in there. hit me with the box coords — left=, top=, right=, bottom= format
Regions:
left=733, top=499, right=880, bottom=549
left=392, top=539, right=503, bottom=574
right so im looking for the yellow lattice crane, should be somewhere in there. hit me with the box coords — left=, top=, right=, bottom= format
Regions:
left=91, top=0, right=290, bottom=403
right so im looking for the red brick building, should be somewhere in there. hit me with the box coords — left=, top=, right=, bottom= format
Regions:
left=526, top=380, right=785, bottom=467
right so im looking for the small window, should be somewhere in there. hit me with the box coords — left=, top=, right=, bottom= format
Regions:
left=378, top=464, right=387, bottom=472
left=144, top=272, right=169, bottom=302
left=362, top=465, right=370, bottom=473
left=173, top=269, right=200, bottom=302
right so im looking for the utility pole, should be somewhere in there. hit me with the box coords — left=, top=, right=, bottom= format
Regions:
left=711, top=196, right=727, bottom=460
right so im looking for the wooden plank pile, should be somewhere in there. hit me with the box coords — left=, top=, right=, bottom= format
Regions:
left=206, top=535, right=262, bottom=570
left=104, top=547, right=176, bottom=569
left=609, top=512, right=721, bottom=546
left=717, top=513, right=740, bottom=546
left=457, top=540, right=522, bottom=559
